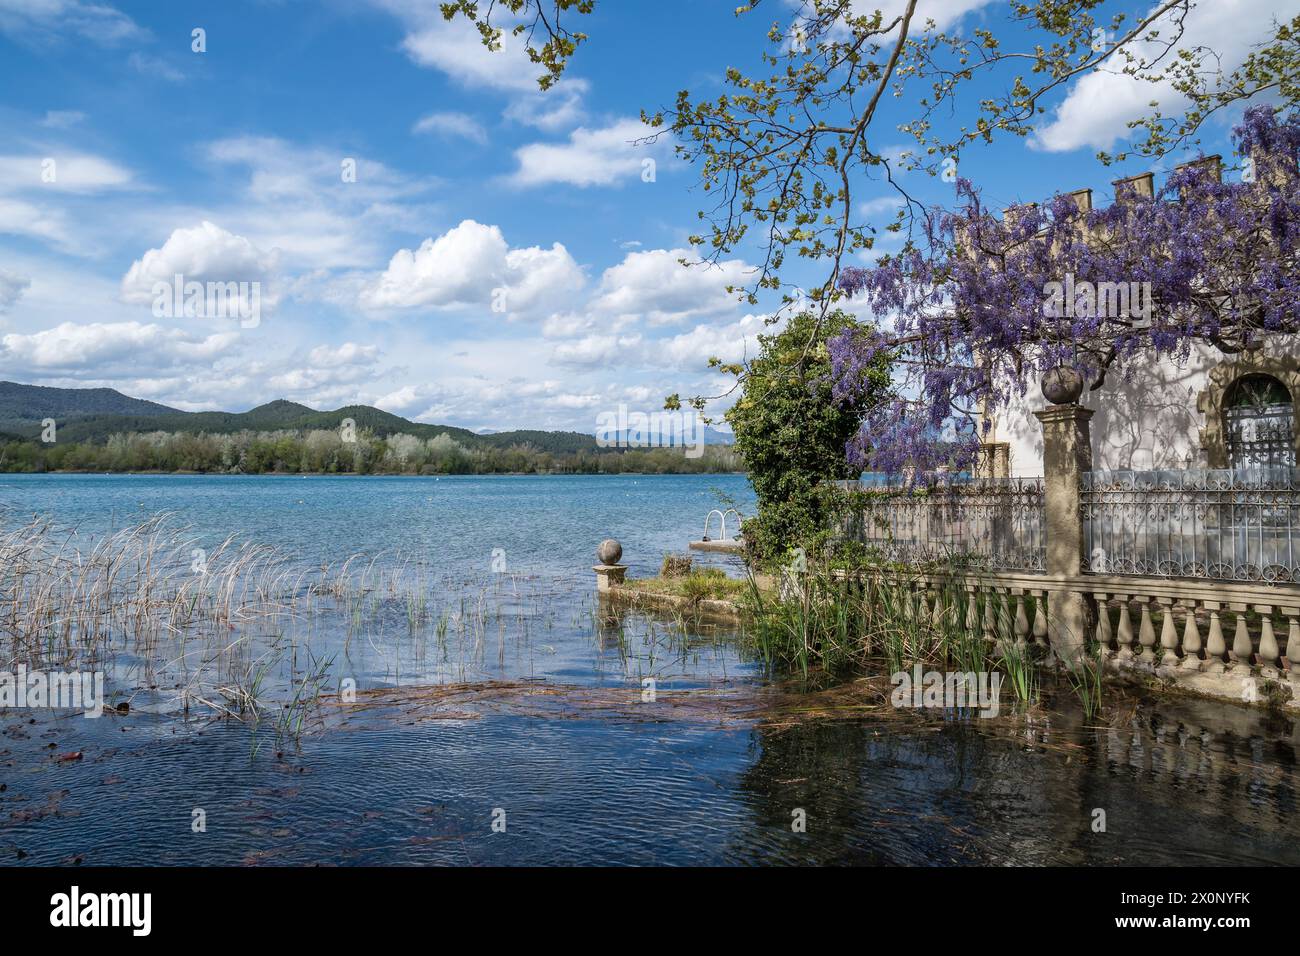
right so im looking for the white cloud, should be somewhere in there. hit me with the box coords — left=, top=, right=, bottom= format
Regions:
left=791, top=0, right=995, bottom=34
left=40, top=110, right=86, bottom=129
left=202, top=136, right=435, bottom=271
left=360, top=219, right=584, bottom=315
left=120, top=221, right=282, bottom=308
left=504, top=80, right=589, bottom=132
left=0, top=198, right=69, bottom=245
left=399, top=15, right=543, bottom=92
left=307, top=342, right=380, bottom=368
left=541, top=311, right=593, bottom=338
left=269, top=342, right=383, bottom=392
left=0, top=153, right=133, bottom=193
left=551, top=332, right=645, bottom=368
left=508, top=118, right=667, bottom=188
left=659, top=313, right=772, bottom=369
left=0, top=321, right=239, bottom=375
left=128, top=51, right=185, bottom=82
left=368, top=0, right=590, bottom=135
left=412, top=111, right=488, bottom=144
left=0, top=269, right=30, bottom=313
left=1030, top=0, right=1277, bottom=153
left=588, top=248, right=751, bottom=326
left=0, top=0, right=142, bottom=44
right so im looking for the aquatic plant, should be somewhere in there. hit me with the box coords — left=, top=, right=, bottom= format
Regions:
left=1062, top=643, right=1105, bottom=721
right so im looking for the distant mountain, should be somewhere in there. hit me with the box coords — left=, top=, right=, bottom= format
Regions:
left=0, top=382, right=603, bottom=454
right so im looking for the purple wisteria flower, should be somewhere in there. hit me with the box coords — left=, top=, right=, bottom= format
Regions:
left=833, top=106, right=1300, bottom=477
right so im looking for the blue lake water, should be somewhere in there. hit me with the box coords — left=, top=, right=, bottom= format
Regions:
left=3, top=474, right=1300, bottom=866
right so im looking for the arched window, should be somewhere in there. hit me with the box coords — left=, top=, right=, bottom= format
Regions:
left=1225, top=374, right=1295, bottom=468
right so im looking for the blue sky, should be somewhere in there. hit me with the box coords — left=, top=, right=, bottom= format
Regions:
left=0, top=0, right=1281, bottom=431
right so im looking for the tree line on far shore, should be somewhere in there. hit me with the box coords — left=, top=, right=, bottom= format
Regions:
left=0, top=428, right=742, bottom=476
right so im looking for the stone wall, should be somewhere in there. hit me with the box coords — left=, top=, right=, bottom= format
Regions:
left=987, top=334, right=1300, bottom=477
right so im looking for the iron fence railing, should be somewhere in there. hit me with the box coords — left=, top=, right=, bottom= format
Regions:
left=1082, top=467, right=1300, bottom=583
left=835, top=477, right=1046, bottom=572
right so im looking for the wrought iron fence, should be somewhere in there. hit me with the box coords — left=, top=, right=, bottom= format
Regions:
left=1082, top=467, right=1300, bottom=583
left=835, top=477, right=1046, bottom=572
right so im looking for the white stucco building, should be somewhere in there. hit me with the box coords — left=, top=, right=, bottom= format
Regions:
left=984, top=335, right=1300, bottom=478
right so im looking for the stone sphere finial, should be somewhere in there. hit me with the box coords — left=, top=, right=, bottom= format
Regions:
left=1041, top=366, right=1084, bottom=405
left=597, top=539, right=623, bottom=565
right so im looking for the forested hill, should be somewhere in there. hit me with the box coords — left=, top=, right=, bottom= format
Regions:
left=0, top=382, right=601, bottom=454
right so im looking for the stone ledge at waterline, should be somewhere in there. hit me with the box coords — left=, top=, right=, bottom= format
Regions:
left=1105, top=654, right=1300, bottom=712
left=592, top=540, right=758, bottom=620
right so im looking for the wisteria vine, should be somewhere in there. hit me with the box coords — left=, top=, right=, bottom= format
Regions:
left=832, top=106, right=1300, bottom=477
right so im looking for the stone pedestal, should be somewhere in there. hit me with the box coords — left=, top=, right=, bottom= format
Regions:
left=1033, top=403, right=1095, bottom=665
left=593, top=565, right=627, bottom=592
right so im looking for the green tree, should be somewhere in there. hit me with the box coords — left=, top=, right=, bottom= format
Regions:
left=726, top=310, right=890, bottom=565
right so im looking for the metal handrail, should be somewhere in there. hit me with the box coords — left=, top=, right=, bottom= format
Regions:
left=702, top=508, right=745, bottom=541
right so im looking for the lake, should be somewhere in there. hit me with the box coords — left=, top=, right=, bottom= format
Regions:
left=2, top=473, right=1299, bottom=866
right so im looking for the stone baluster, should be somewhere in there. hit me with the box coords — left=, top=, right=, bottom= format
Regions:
left=1014, top=591, right=1030, bottom=647
left=965, top=587, right=980, bottom=635
left=931, top=589, right=946, bottom=629
left=1158, top=597, right=1179, bottom=666
left=1256, top=605, right=1279, bottom=678
left=1283, top=606, right=1300, bottom=668
left=1229, top=603, right=1253, bottom=674
left=1116, top=596, right=1134, bottom=660
left=1204, top=602, right=1227, bottom=674
left=1284, top=607, right=1300, bottom=704
left=1138, top=600, right=1157, bottom=664
left=983, top=589, right=998, bottom=641
left=1032, top=591, right=1049, bottom=648
left=1094, top=593, right=1113, bottom=656
left=1180, top=601, right=1203, bottom=670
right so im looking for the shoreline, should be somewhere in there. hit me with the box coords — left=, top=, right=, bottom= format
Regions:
left=0, top=469, right=748, bottom=478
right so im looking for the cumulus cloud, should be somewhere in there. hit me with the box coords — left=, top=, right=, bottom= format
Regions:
left=307, top=342, right=380, bottom=368
left=1030, top=0, right=1277, bottom=153
left=399, top=14, right=542, bottom=92
left=588, top=248, right=751, bottom=326
left=269, top=342, right=383, bottom=393
left=508, top=118, right=668, bottom=188
left=120, top=221, right=282, bottom=310
left=551, top=332, right=645, bottom=368
left=0, top=321, right=240, bottom=375
left=360, top=219, right=584, bottom=315
left=659, top=313, right=772, bottom=369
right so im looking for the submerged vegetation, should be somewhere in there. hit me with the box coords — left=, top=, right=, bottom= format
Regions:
left=623, top=565, right=753, bottom=606
left=739, top=567, right=1063, bottom=713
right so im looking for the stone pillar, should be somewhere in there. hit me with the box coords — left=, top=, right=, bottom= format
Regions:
left=594, top=538, right=627, bottom=592
left=593, top=564, right=627, bottom=592
left=1033, top=402, right=1095, bottom=664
